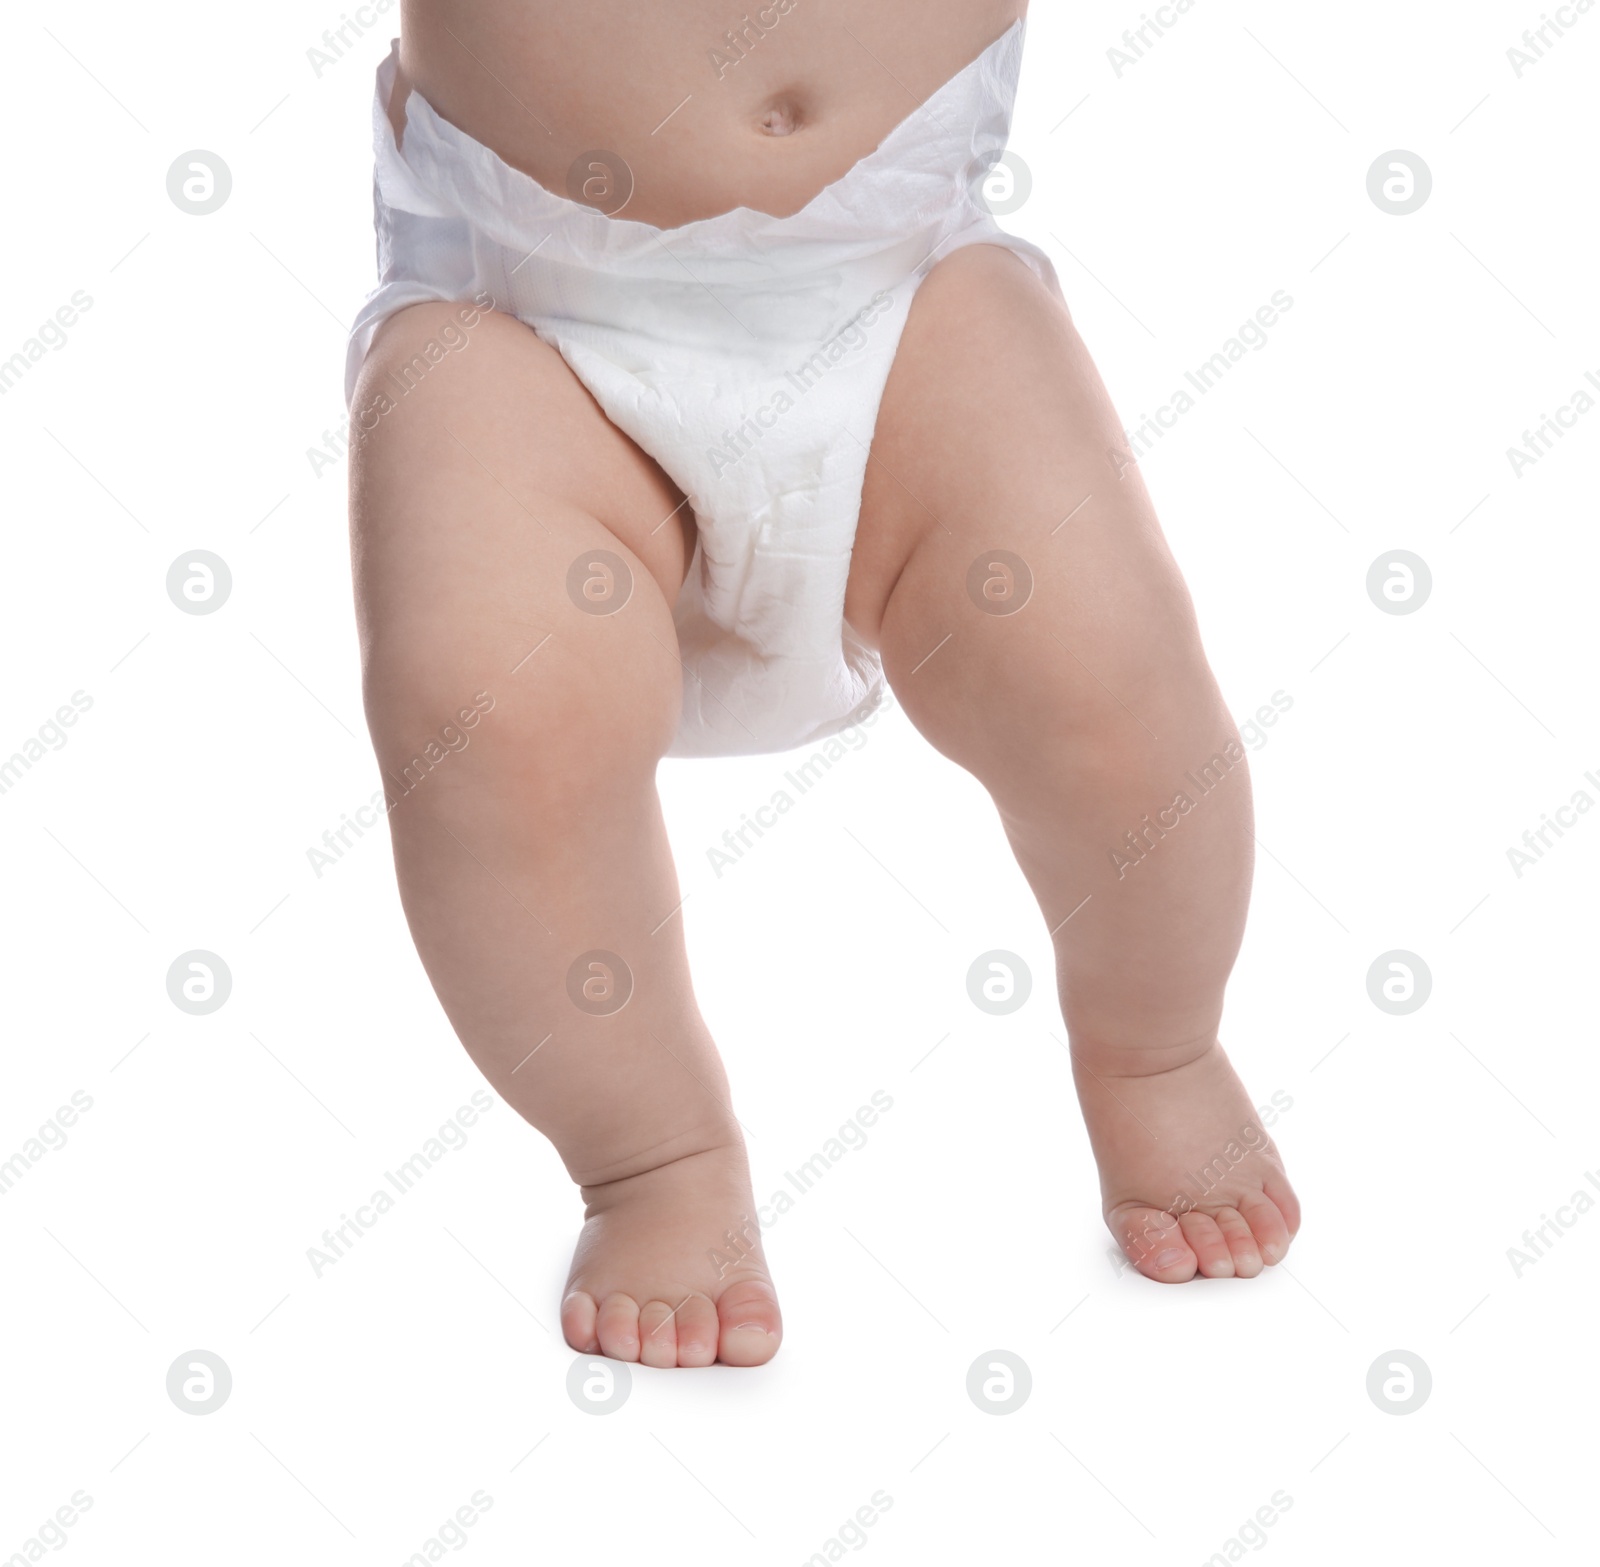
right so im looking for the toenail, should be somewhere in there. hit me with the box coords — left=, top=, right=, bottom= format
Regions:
left=731, top=1323, right=773, bottom=1334
left=1154, top=1248, right=1186, bottom=1268
left=1262, top=1245, right=1281, bottom=1263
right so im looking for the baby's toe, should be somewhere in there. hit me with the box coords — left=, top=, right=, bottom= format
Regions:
left=1212, top=1206, right=1263, bottom=1277
left=1237, top=1190, right=1293, bottom=1265
left=674, top=1295, right=720, bottom=1368
left=716, top=1279, right=782, bottom=1366
left=560, top=1290, right=599, bottom=1353
left=1110, top=1204, right=1197, bottom=1282
left=637, top=1299, right=680, bottom=1369
left=1179, top=1211, right=1235, bottom=1278
left=596, top=1292, right=642, bottom=1361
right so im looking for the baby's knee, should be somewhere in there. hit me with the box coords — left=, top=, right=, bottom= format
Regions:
left=363, top=625, right=681, bottom=805
left=905, top=587, right=1214, bottom=772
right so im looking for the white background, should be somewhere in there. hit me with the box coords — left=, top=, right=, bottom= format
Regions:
left=3, top=1, right=1596, bottom=1563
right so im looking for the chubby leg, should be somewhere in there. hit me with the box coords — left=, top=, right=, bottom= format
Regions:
left=350, top=301, right=779, bottom=1361
left=847, top=246, right=1300, bottom=1281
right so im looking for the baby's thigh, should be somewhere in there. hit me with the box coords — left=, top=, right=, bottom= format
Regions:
left=349, top=301, right=692, bottom=773
left=846, top=244, right=1219, bottom=775
left=849, top=244, right=1200, bottom=669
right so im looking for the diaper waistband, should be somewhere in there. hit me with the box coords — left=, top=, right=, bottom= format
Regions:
left=370, top=19, right=1030, bottom=287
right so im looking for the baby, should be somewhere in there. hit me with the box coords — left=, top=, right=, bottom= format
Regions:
left=345, top=0, right=1300, bottom=1367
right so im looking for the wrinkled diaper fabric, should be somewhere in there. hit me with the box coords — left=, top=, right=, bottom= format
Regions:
left=345, top=17, right=1063, bottom=758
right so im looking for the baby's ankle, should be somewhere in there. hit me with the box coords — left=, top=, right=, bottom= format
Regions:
left=565, top=1120, right=747, bottom=1197
left=1068, top=1029, right=1219, bottom=1080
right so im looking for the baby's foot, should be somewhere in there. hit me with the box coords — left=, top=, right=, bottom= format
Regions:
left=560, top=1141, right=782, bottom=1367
left=1073, top=1039, right=1301, bottom=1282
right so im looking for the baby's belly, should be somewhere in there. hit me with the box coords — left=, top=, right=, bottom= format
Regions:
left=393, top=0, right=1026, bottom=229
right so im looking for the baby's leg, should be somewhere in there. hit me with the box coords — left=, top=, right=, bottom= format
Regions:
left=848, top=245, right=1300, bottom=1281
left=349, top=303, right=779, bottom=1363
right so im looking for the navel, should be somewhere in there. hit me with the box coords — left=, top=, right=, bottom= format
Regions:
left=756, top=94, right=805, bottom=136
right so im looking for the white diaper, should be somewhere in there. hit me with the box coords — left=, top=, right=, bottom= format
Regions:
left=345, top=18, right=1062, bottom=758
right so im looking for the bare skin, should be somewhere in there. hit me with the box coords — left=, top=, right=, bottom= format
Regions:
left=388, top=0, right=1025, bottom=227
left=351, top=0, right=1300, bottom=1367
